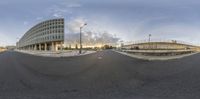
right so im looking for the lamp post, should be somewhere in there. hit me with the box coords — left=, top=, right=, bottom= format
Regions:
left=148, top=34, right=151, bottom=49
left=148, top=34, right=151, bottom=43
left=79, top=23, right=87, bottom=54
left=16, top=37, right=20, bottom=50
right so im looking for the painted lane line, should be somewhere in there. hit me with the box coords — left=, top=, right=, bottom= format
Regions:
left=98, top=57, right=102, bottom=59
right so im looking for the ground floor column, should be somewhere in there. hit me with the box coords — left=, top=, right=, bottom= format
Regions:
left=39, top=44, right=41, bottom=51
left=34, top=44, right=37, bottom=50
left=45, top=43, right=47, bottom=51
left=52, top=42, right=54, bottom=51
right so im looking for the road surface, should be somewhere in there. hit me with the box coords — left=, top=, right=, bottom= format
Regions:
left=0, top=50, right=200, bottom=99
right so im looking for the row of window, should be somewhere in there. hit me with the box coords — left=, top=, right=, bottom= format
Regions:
left=26, top=33, right=63, bottom=42
left=31, top=21, right=64, bottom=32
left=24, top=29, right=64, bottom=41
left=24, top=25, right=64, bottom=40
left=19, top=35, right=64, bottom=47
left=21, top=18, right=64, bottom=41
left=29, top=25, right=64, bottom=34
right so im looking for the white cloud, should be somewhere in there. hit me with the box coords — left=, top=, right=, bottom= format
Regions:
left=67, top=3, right=81, bottom=8
left=124, top=22, right=200, bottom=45
left=36, top=17, right=43, bottom=20
left=23, top=21, right=28, bottom=25
left=65, top=17, right=120, bottom=46
left=48, top=2, right=79, bottom=18
left=53, top=13, right=62, bottom=18
left=67, top=17, right=87, bottom=33
left=60, top=1, right=82, bottom=8
left=48, top=5, right=70, bottom=18
left=68, top=4, right=81, bottom=8
left=65, top=31, right=120, bottom=46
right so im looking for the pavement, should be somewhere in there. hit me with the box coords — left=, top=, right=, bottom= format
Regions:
left=15, top=50, right=96, bottom=57
left=1, top=50, right=200, bottom=99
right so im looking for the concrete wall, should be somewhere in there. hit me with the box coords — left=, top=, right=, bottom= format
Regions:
left=123, top=42, right=198, bottom=51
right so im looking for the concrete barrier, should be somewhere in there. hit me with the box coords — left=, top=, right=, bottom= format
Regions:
left=122, top=49, right=195, bottom=56
left=115, top=50, right=197, bottom=61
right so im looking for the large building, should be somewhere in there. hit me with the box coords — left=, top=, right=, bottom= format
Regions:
left=17, top=18, right=64, bottom=51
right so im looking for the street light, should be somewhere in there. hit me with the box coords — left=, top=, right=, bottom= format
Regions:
left=16, top=37, right=20, bottom=50
left=79, top=23, right=87, bottom=54
left=148, top=34, right=151, bottom=49
left=148, top=34, right=151, bottom=43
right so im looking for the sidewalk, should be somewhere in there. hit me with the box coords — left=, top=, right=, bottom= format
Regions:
left=15, top=50, right=96, bottom=57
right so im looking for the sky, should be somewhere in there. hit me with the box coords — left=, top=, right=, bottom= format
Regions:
left=1, top=0, right=200, bottom=46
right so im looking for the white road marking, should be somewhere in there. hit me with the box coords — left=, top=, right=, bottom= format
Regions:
left=98, top=57, right=102, bottom=59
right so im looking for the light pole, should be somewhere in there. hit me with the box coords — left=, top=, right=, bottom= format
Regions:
left=120, top=40, right=123, bottom=50
left=148, top=34, right=151, bottom=43
left=16, top=37, right=20, bottom=50
left=148, top=34, right=151, bottom=49
left=79, top=23, right=87, bottom=54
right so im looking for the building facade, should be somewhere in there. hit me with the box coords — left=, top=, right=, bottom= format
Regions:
left=17, top=18, right=64, bottom=51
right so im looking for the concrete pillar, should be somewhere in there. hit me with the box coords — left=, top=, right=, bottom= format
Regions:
left=45, top=43, right=47, bottom=51
left=34, top=45, right=37, bottom=50
left=54, top=42, right=58, bottom=51
left=39, top=44, right=41, bottom=51
left=52, top=42, right=54, bottom=51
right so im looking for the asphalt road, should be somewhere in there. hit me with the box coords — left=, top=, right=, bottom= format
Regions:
left=0, top=50, right=200, bottom=99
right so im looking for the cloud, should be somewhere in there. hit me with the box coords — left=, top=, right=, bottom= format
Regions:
left=48, top=2, right=81, bottom=18
left=23, top=21, right=28, bottom=25
left=146, top=24, right=200, bottom=44
left=48, top=5, right=70, bottom=18
left=65, top=30, right=120, bottom=46
left=65, top=17, right=120, bottom=46
left=67, top=3, right=81, bottom=8
left=36, top=17, right=43, bottom=20
left=67, top=17, right=87, bottom=33
left=53, top=13, right=62, bottom=18
left=59, top=1, right=82, bottom=8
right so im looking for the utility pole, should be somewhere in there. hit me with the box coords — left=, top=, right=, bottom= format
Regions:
left=149, top=34, right=151, bottom=43
left=79, top=23, right=87, bottom=54
left=148, top=34, right=151, bottom=49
